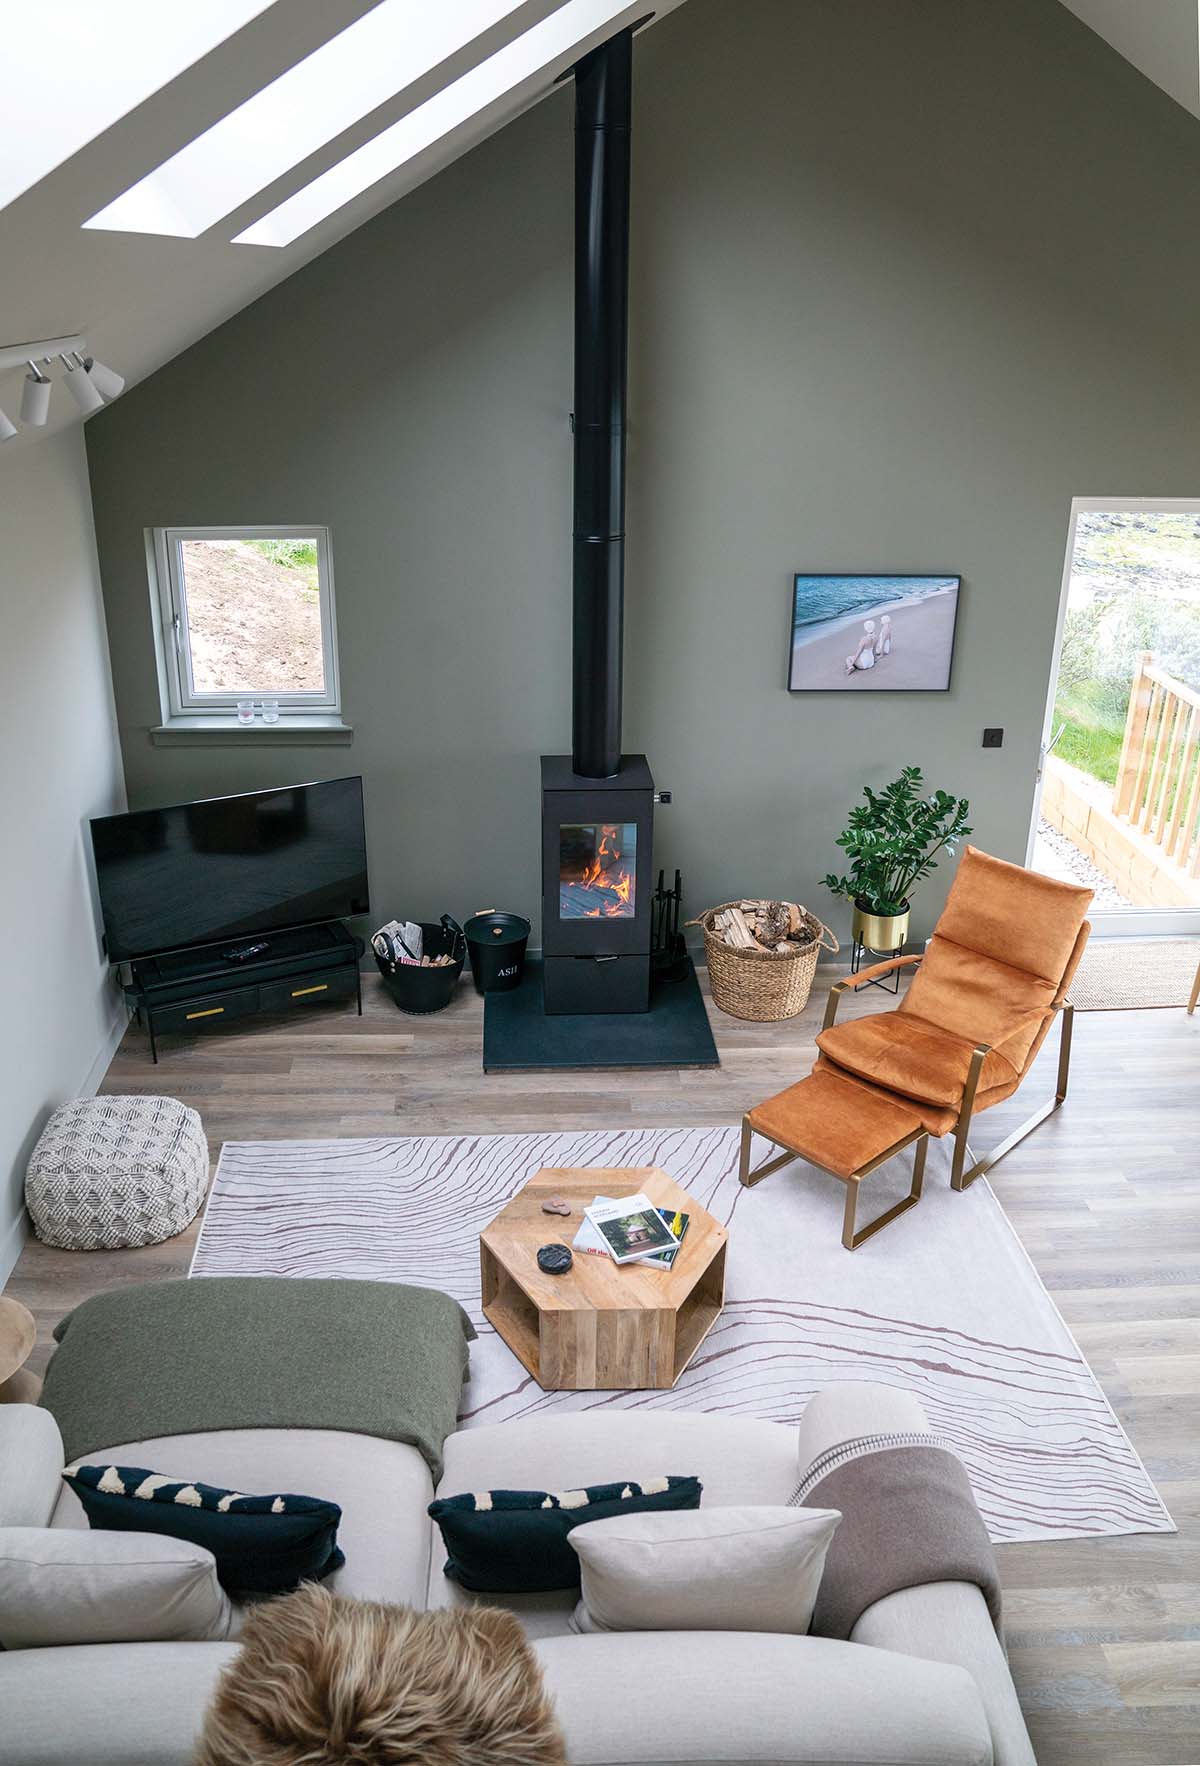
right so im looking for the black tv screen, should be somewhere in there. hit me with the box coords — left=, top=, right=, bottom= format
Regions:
left=90, top=776, right=370, bottom=961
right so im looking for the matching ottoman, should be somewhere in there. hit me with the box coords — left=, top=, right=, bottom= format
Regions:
left=24, top=1097, right=208, bottom=1251
left=739, top=1065, right=928, bottom=1250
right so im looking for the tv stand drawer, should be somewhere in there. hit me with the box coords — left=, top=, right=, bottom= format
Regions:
left=151, top=985, right=262, bottom=1035
left=260, top=968, right=358, bottom=1014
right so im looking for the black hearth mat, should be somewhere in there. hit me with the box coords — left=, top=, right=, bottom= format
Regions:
left=483, top=957, right=720, bottom=1072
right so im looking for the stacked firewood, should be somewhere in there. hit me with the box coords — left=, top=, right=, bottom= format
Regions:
left=714, top=900, right=810, bottom=955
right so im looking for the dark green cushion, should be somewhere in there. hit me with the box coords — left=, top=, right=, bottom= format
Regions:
left=64, top=1464, right=343, bottom=1595
left=428, top=1475, right=702, bottom=1592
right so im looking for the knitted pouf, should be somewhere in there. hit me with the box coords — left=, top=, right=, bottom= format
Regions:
left=25, top=1096, right=208, bottom=1251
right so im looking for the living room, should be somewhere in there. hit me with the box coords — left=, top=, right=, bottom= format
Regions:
left=1, top=2, right=1198, bottom=1762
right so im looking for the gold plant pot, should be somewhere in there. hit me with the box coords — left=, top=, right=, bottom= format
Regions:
left=852, top=899, right=911, bottom=954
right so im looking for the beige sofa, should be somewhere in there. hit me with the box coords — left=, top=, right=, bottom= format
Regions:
left=0, top=1384, right=1036, bottom=1766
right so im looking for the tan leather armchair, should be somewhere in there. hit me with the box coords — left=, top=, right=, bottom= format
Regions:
left=816, top=847, right=1092, bottom=1190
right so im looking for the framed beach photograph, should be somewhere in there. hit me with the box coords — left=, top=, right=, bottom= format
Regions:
left=788, top=574, right=961, bottom=692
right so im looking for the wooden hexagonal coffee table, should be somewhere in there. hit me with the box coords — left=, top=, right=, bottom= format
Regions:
left=480, top=1167, right=727, bottom=1391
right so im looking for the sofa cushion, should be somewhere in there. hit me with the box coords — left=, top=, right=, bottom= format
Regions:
left=0, top=1404, right=63, bottom=1528
left=0, top=1526, right=232, bottom=1648
left=535, top=1630, right=994, bottom=1764
left=430, top=1413, right=800, bottom=1632
left=570, top=1505, right=840, bottom=1634
left=0, top=1641, right=238, bottom=1766
left=430, top=1475, right=702, bottom=1593
left=63, top=1462, right=343, bottom=1596
left=53, top=1428, right=434, bottom=1607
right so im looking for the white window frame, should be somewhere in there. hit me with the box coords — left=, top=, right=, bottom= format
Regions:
left=152, top=524, right=342, bottom=721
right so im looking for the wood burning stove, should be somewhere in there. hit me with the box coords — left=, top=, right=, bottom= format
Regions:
left=541, top=754, right=654, bottom=1013
left=541, top=26, right=658, bottom=1016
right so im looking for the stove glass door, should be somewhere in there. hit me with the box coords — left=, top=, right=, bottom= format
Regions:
left=559, top=821, right=638, bottom=919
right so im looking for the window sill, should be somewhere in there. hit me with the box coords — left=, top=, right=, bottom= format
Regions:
left=150, top=717, right=353, bottom=747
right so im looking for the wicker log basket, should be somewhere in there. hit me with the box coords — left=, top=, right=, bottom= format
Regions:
left=691, top=900, right=839, bottom=1022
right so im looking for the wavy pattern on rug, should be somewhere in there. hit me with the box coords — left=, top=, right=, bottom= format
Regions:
left=191, top=1126, right=1173, bottom=1544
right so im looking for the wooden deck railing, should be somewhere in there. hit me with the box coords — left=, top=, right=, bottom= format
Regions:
left=1114, top=651, right=1200, bottom=874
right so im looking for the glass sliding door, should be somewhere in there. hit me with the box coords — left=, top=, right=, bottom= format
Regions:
left=1029, top=499, right=1200, bottom=934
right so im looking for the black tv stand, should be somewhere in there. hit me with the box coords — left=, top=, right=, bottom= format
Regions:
left=126, top=921, right=364, bottom=1063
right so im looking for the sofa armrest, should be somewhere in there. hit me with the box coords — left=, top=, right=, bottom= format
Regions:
left=796, top=1382, right=928, bottom=1483
left=0, top=1405, right=64, bottom=1528
left=854, top=1581, right=1036, bottom=1766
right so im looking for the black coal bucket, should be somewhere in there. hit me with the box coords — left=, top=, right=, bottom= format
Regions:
left=375, top=916, right=466, bottom=1014
left=464, top=909, right=530, bottom=994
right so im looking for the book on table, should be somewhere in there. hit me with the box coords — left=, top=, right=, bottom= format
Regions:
left=574, top=1198, right=690, bottom=1268
left=582, top=1194, right=680, bottom=1265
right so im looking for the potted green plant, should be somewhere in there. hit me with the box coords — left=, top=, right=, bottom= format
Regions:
left=823, top=766, right=972, bottom=951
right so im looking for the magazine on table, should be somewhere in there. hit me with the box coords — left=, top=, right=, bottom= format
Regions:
left=574, top=1198, right=690, bottom=1268
left=582, top=1194, right=680, bottom=1264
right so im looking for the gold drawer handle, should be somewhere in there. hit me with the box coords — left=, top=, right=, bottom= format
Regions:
left=291, top=983, right=328, bottom=997
left=185, top=1006, right=225, bottom=1020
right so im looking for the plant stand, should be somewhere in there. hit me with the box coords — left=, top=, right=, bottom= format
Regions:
left=849, top=934, right=906, bottom=993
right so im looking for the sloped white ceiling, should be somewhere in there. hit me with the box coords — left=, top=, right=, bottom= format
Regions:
left=1059, top=0, right=1200, bottom=118
left=3, top=0, right=1196, bottom=451
left=0, top=0, right=684, bottom=446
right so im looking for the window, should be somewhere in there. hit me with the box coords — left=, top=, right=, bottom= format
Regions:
left=2, top=0, right=273, bottom=211
left=83, top=0, right=527, bottom=239
left=152, top=525, right=342, bottom=724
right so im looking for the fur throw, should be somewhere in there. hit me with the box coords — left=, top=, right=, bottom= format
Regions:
left=196, top=1583, right=567, bottom=1766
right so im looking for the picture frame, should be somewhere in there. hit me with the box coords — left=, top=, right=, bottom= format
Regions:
left=788, top=574, right=961, bottom=693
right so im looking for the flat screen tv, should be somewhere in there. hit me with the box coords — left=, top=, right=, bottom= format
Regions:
left=90, top=776, right=370, bottom=962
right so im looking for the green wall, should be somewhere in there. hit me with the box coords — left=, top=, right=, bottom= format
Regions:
left=87, top=0, right=1200, bottom=945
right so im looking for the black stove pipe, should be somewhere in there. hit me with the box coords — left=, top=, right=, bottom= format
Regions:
left=571, top=29, right=632, bottom=780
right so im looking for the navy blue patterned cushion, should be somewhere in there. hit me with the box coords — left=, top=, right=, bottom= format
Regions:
left=63, top=1464, right=344, bottom=1595
left=428, top=1475, right=702, bottom=1592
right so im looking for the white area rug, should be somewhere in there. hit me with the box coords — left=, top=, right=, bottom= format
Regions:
left=191, top=1127, right=1173, bottom=1545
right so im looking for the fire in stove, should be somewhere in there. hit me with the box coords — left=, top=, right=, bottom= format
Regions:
left=559, top=821, right=638, bottom=919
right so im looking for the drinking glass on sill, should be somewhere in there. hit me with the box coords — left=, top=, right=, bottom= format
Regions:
left=236, top=699, right=256, bottom=726
left=260, top=698, right=280, bottom=725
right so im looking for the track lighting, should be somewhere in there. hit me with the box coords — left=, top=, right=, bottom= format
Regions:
left=20, top=363, right=51, bottom=426
left=84, top=356, right=124, bottom=400
left=61, top=352, right=104, bottom=415
left=0, top=333, right=125, bottom=435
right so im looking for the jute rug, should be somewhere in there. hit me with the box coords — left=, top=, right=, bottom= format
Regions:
left=1071, top=938, right=1200, bottom=1010
left=190, top=1127, right=1173, bottom=1545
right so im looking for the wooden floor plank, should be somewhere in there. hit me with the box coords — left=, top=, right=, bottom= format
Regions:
left=5, top=967, right=1197, bottom=1765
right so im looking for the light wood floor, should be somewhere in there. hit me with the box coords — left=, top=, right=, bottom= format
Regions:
left=7, top=966, right=1199, bottom=1764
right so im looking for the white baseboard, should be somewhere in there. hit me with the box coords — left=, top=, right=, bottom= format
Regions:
left=81, top=1003, right=131, bottom=1099
left=0, top=1208, right=27, bottom=1290
left=0, top=1002, right=130, bottom=1290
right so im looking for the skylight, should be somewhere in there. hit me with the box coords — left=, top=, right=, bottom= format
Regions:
left=235, top=0, right=639, bottom=249
left=0, top=0, right=273, bottom=212
left=83, top=0, right=531, bottom=239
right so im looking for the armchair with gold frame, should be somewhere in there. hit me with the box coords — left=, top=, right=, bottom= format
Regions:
left=814, top=847, right=1093, bottom=1192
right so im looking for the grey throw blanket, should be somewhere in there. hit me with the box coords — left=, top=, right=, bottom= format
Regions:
left=41, top=1278, right=475, bottom=1481
left=797, top=1432, right=1002, bottom=1641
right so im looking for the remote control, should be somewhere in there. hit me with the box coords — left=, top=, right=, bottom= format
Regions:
left=223, top=939, right=271, bottom=963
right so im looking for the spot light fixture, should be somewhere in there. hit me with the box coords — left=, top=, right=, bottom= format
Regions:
left=20, top=363, right=51, bottom=425
left=61, top=352, right=105, bottom=414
